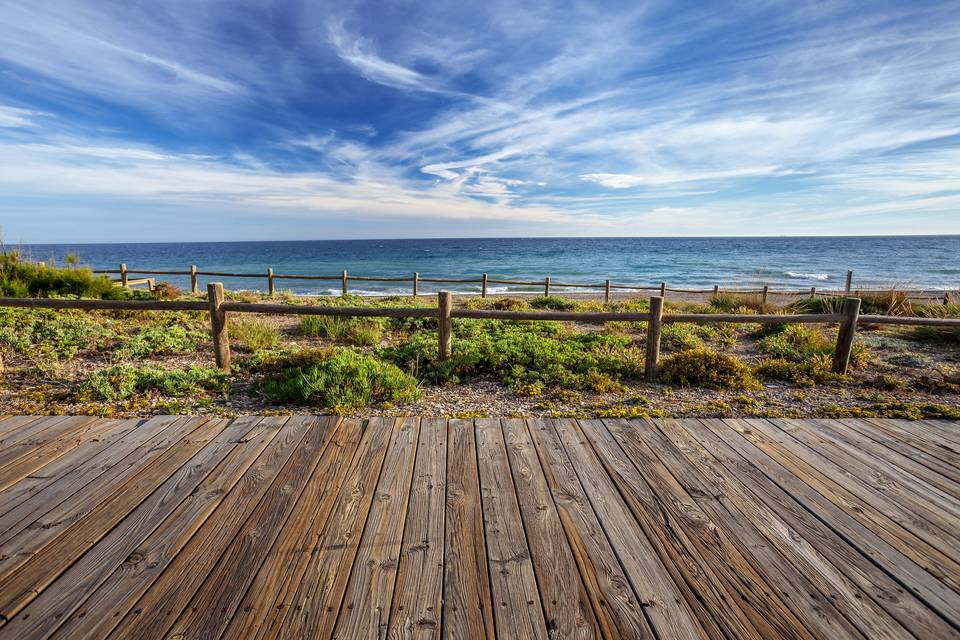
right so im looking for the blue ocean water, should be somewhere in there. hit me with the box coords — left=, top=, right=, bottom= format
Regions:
left=12, top=236, right=960, bottom=295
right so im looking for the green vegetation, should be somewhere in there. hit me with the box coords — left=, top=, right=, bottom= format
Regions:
left=380, top=319, right=644, bottom=393
left=658, top=348, right=760, bottom=390
left=229, top=316, right=281, bottom=350
left=0, top=252, right=123, bottom=299
left=0, top=307, right=109, bottom=362
left=117, top=316, right=206, bottom=359
left=758, top=323, right=870, bottom=368
left=78, top=364, right=229, bottom=402
left=660, top=323, right=707, bottom=351
left=299, top=315, right=387, bottom=346
left=257, top=347, right=420, bottom=411
left=755, top=358, right=849, bottom=387
left=814, top=401, right=960, bottom=420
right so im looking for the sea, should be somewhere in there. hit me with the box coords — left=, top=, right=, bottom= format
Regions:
left=12, top=236, right=960, bottom=296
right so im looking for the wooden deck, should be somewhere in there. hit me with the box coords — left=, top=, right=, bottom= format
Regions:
left=0, top=415, right=957, bottom=639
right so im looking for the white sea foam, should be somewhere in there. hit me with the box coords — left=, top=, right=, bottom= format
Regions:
left=785, top=271, right=829, bottom=281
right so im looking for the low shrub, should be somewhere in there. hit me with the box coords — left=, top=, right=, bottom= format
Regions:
left=755, top=358, right=849, bottom=387
left=902, top=326, right=960, bottom=344
left=758, top=324, right=833, bottom=362
left=258, top=347, right=420, bottom=411
left=0, top=252, right=122, bottom=299
left=379, top=319, right=644, bottom=392
left=814, top=401, right=960, bottom=420
left=658, top=348, right=760, bottom=390
left=464, top=297, right=530, bottom=311
left=78, top=364, right=229, bottom=401
left=117, top=318, right=205, bottom=359
left=529, top=296, right=580, bottom=311
left=660, top=323, right=706, bottom=351
left=0, top=308, right=109, bottom=361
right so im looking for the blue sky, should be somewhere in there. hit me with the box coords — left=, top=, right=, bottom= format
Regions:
left=1, top=0, right=959, bottom=242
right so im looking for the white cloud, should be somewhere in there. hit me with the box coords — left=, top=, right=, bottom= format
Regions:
left=327, top=19, right=441, bottom=93
left=0, top=106, right=43, bottom=128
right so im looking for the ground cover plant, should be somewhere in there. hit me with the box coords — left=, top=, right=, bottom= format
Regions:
left=0, top=280, right=956, bottom=418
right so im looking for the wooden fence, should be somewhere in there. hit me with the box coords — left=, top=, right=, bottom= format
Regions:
left=94, top=265, right=956, bottom=304
left=4, top=284, right=960, bottom=380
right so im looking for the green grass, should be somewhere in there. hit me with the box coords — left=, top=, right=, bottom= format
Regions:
left=229, top=316, right=281, bottom=350
left=258, top=347, right=420, bottom=411
left=0, top=307, right=110, bottom=362
left=658, top=348, right=760, bottom=390
left=299, top=315, right=387, bottom=346
left=755, top=358, right=849, bottom=387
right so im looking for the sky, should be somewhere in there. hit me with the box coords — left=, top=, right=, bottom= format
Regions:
left=0, top=0, right=959, bottom=242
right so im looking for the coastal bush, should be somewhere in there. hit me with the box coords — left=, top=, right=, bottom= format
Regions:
left=258, top=347, right=420, bottom=410
left=755, top=358, right=849, bottom=387
left=299, top=315, right=387, bottom=346
left=117, top=318, right=205, bottom=359
left=464, top=297, right=530, bottom=311
left=709, top=291, right=774, bottom=313
left=229, top=316, right=281, bottom=351
left=814, top=401, right=960, bottom=420
left=0, top=252, right=122, bottom=299
left=902, top=326, right=960, bottom=344
left=379, top=319, right=644, bottom=392
left=0, top=307, right=109, bottom=360
left=658, top=348, right=760, bottom=390
left=529, top=296, right=580, bottom=311
left=758, top=325, right=833, bottom=362
left=660, top=323, right=706, bottom=351
left=78, top=364, right=229, bottom=401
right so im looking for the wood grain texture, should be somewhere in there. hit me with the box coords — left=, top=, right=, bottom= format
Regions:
left=387, top=417, right=446, bottom=640
left=0, top=416, right=956, bottom=640
left=442, top=418, right=495, bottom=640
left=475, top=417, right=548, bottom=640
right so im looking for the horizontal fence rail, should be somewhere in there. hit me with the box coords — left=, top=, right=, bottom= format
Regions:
left=4, top=285, right=960, bottom=382
left=91, top=264, right=958, bottom=304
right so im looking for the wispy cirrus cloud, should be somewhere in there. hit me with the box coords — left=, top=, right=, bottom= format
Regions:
left=1, top=0, right=959, bottom=241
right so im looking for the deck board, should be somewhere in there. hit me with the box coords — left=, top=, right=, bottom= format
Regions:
left=0, top=415, right=955, bottom=639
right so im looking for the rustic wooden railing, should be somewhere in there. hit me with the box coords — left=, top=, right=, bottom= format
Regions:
left=94, top=265, right=955, bottom=304
left=4, top=284, right=960, bottom=381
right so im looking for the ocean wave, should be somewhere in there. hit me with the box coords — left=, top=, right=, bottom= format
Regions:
left=785, top=271, right=829, bottom=281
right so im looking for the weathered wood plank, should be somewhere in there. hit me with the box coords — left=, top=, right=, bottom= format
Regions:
left=553, top=419, right=707, bottom=640
left=2, top=417, right=261, bottom=639
left=863, top=418, right=959, bottom=467
left=162, top=416, right=337, bottom=640
left=0, top=419, right=140, bottom=519
left=222, top=418, right=364, bottom=640
left=0, top=416, right=84, bottom=473
left=503, top=418, right=600, bottom=640
left=333, top=417, right=420, bottom=639
left=387, top=417, right=447, bottom=640
left=694, top=418, right=960, bottom=637
left=0, top=416, right=180, bottom=548
left=105, top=416, right=305, bottom=640
left=736, top=418, right=960, bottom=595
left=0, top=416, right=225, bottom=622
left=645, top=418, right=881, bottom=639
left=839, top=418, right=960, bottom=490
left=583, top=418, right=797, bottom=640
left=442, top=418, right=495, bottom=640
left=0, top=416, right=69, bottom=451
left=476, top=417, right=548, bottom=639
left=0, top=416, right=48, bottom=440
left=277, top=417, right=396, bottom=638
left=0, top=416, right=114, bottom=492
left=49, top=417, right=278, bottom=640
left=526, top=418, right=655, bottom=640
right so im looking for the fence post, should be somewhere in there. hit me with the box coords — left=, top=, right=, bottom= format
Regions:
left=190, top=265, right=198, bottom=294
left=544, top=277, right=551, bottom=297
left=267, top=268, right=275, bottom=296
left=645, top=296, right=664, bottom=381
left=481, top=273, right=488, bottom=298
left=659, top=282, right=666, bottom=298
left=831, top=297, right=861, bottom=374
left=845, top=270, right=853, bottom=293
left=413, top=272, right=419, bottom=298
left=810, top=286, right=816, bottom=297
left=207, top=282, right=231, bottom=372
left=712, top=284, right=719, bottom=297
left=604, top=279, right=611, bottom=304
left=341, top=270, right=348, bottom=296
left=944, top=291, right=951, bottom=306
left=120, top=263, right=128, bottom=288
left=761, top=285, right=769, bottom=306
left=438, top=291, right=452, bottom=360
